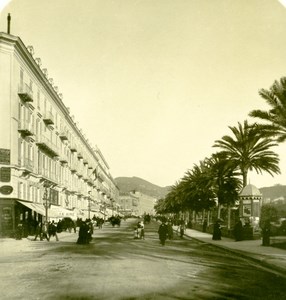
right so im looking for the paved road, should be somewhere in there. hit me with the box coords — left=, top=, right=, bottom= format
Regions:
left=1, top=219, right=286, bottom=300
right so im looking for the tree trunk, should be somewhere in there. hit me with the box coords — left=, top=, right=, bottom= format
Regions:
left=217, top=204, right=221, bottom=219
left=242, top=169, right=248, bottom=187
left=227, top=205, right=231, bottom=230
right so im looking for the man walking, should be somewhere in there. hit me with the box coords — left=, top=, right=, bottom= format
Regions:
left=158, top=220, right=168, bottom=246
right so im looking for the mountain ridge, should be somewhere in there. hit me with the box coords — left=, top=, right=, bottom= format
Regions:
left=114, top=176, right=171, bottom=199
left=114, top=177, right=286, bottom=203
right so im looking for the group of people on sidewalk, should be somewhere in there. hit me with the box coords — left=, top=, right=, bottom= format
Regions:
left=33, top=220, right=59, bottom=242
left=76, top=219, right=94, bottom=244
left=158, top=219, right=183, bottom=246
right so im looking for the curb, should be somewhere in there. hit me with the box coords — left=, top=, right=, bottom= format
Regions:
left=186, top=234, right=286, bottom=277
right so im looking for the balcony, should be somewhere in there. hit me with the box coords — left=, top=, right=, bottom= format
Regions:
left=87, top=178, right=94, bottom=186
left=18, top=121, right=35, bottom=137
left=59, top=155, right=68, bottom=164
left=69, top=144, right=77, bottom=152
left=37, top=170, right=58, bottom=187
left=70, top=165, right=77, bottom=173
left=43, top=111, right=55, bottom=125
left=18, top=157, right=34, bottom=172
left=18, top=84, right=33, bottom=103
left=59, top=131, right=68, bottom=141
left=36, top=136, right=59, bottom=157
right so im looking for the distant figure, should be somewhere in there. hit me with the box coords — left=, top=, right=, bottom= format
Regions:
left=233, top=220, right=243, bottom=241
left=212, top=220, right=221, bottom=240
left=262, top=220, right=271, bottom=246
left=179, top=220, right=185, bottom=238
left=15, top=222, right=23, bottom=240
left=34, top=222, right=42, bottom=241
left=158, top=221, right=168, bottom=246
left=41, top=222, right=50, bottom=241
left=77, top=220, right=89, bottom=244
left=48, top=221, right=59, bottom=241
left=134, top=221, right=144, bottom=239
left=203, top=219, right=207, bottom=233
left=167, top=221, right=173, bottom=240
left=139, top=221, right=145, bottom=239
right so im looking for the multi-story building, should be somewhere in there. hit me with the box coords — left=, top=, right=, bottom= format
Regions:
left=118, top=191, right=157, bottom=216
left=0, top=30, right=119, bottom=236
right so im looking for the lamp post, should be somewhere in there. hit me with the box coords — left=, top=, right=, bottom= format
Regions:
left=43, top=182, right=51, bottom=222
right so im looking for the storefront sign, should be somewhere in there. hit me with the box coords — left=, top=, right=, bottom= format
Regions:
left=0, top=185, right=13, bottom=195
left=0, top=149, right=10, bottom=164
left=0, top=167, right=11, bottom=182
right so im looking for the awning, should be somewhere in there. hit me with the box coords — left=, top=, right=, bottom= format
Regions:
left=17, top=200, right=45, bottom=215
left=49, top=205, right=77, bottom=220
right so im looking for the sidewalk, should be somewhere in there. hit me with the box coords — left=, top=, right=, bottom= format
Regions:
left=177, top=226, right=286, bottom=276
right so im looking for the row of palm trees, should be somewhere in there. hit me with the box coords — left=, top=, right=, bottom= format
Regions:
left=155, top=77, right=286, bottom=221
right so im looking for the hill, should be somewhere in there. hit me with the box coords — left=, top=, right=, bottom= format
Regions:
left=114, top=176, right=171, bottom=199
left=114, top=178, right=286, bottom=205
left=260, top=185, right=286, bottom=200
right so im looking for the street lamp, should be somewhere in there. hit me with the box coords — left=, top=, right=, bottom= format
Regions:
left=43, top=182, right=51, bottom=222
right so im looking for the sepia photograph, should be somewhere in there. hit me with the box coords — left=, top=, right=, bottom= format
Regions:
left=0, top=1, right=286, bottom=299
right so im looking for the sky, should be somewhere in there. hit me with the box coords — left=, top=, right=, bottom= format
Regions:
left=1, top=0, right=286, bottom=188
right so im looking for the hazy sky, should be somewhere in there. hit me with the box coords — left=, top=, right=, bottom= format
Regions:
left=1, top=0, right=286, bottom=188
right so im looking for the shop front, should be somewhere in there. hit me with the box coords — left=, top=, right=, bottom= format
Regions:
left=0, top=198, right=15, bottom=237
left=0, top=198, right=45, bottom=237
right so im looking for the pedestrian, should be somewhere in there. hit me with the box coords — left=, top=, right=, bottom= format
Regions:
left=233, top=219, right=243, bottom=241
left=262, top=219, right=271, bottom=246
left=86, top=219, right=93, bottom=243
left=167, top=221, right=173, bottom=240
left=212, top=220, right=222, bottom=240
left=15, top=222, right=23, bottom=240
left=77, top=220, right=89, bottom=244
left=139, top=221, right=145, bottom=239
left=48, top=221, right=59, bottom=241
left=34, top=222, right=42, bottom=241
left=179, top=220, right=185, bottom=238
left=158, top=220, right=168, bottom=246
left=98, top=218, right=104, bottom=229
left=134, top=225, right=140, bottom=239
left=41, top=221, right=50, bottom=241
left=202, top=219, right=207, bottom=233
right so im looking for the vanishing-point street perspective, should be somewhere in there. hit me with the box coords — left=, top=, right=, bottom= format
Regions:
left=1, top=1, right=286, bottom=299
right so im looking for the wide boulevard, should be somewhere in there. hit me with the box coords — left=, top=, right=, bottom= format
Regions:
left=0, top=218, right=285, bottom=300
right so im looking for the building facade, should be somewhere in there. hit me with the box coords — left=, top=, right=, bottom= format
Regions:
left=118, top=191, right=157, bottom=216
left=0, top=32, right=119, bottom=236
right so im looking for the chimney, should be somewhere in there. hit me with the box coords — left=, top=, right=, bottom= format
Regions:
left=7, top=13, right=11, bottom=34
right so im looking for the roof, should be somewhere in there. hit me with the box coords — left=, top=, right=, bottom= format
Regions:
left=240, top=184, right=262, bottom=197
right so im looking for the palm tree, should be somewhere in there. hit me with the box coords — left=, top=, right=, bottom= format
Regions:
left=181, top=160, right=216, bottom=213
left=249, top=77, right=286, bottom=142
left=206, top=152, right=242, bottom=207
left=213, top=120, right=280, bottom=187
left=206, top=152, right=242, bottom=225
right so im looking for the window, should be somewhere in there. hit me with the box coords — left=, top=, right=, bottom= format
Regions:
left=18, top=182, right=23, bottom=199
left=29, top=79, right=33, bottom=92
left=37, top=89, right=40, bottom=110
left=36, top=119, right=39, bottom=138
left=44, top=98, right=47, bottom=115
left=20, top=69, right=24, bottom=90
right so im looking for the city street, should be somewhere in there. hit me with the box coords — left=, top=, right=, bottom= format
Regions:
left=1, top=218, right=285, bottom=300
